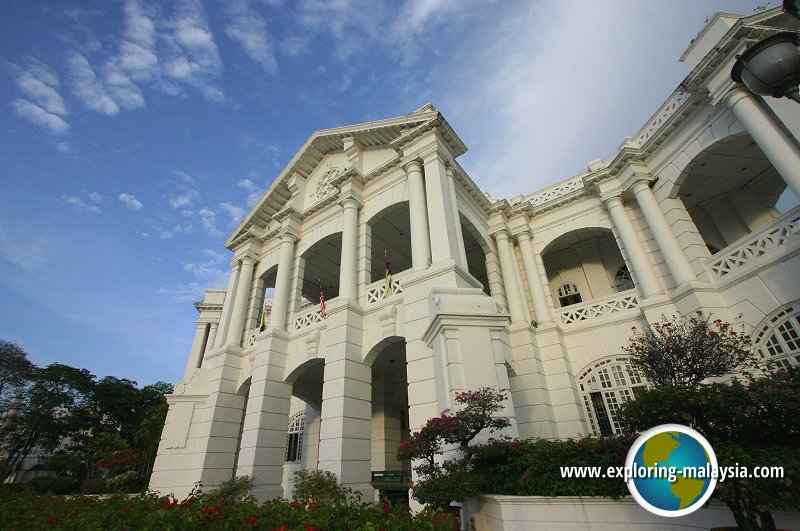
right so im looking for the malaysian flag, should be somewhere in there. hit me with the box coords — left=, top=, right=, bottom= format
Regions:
left=384, top=250, right=393, bottom=299
left=319, top=282, right=327, bottom=319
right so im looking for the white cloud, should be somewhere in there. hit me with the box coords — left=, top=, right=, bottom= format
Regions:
left=223, top=0, right=277, bottom=74
left=11, top=99, right=70, bottom=134
left=88, top=192, right=105, bottom=203
left=118, top=192, right=144, bottom=210
left=56, top=141, right=73, bottom=154
left=164, top=0, right=225, bottom=101
left=9, top=60, right=70, bottom=134
left=219, top=202, right=245, bottom=225
left=174, top=169, right=196, bottom=183
left=237, top=178, right=263, bottom=207
left=197, top=207, right=222, bottom=236
left=168, top=187, right=200, bottom=208
left=66, top=52, right=121, bottom=116
left=64, top=195, right=102, bottom=214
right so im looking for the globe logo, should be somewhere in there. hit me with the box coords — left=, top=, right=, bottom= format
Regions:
left=625, top=424, right=718, bottom=517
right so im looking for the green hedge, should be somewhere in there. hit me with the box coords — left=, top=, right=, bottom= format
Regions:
left=469, top=436, right=633, bottom=499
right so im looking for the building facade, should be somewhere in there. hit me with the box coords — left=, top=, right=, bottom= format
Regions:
left=150, top=8, right=800, bottom=503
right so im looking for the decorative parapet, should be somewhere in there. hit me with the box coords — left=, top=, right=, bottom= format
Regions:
left=525, top=176, right=585, bottom=207
left=633, top=90, right=690, bottom=146
left=707, top=208, right=800, bottom=279
left=558, top=289, right=639, bottom=326
left=293, top=306, right=325, bottom=331
left=366, top=276, right=405, bottom=305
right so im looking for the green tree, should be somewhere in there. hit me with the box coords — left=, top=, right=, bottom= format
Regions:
left=618, top=369, right=800, bottom=530
left=0, top=341, right=36, bottom=411
left=624, top=312, right=756, bottom=388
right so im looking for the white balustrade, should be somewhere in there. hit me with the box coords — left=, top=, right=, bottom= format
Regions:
left=293, top=307, right=325, bottom=331
left=558, top=290, right=639, bottom=326
left=634, top=90, right=690, bottom=145
left=366, top=276, right=404, bottom=305
left=707, top=208, right=800, bottom=279
left=527, top=176, right=584, bottom=207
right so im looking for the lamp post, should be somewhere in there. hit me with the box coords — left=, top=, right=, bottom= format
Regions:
left=731, top=32, right=800, bottom=104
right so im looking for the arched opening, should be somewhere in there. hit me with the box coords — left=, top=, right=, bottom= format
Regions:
left=254, top=265, right=277, bottom=330
left=298, top=233, right=342, bottom=309
left=541, top=228, right=629, bottom=307
left=282, top=359, right=325, bottom=498
left=368, top=202, right=412, bottom=283
left=577, top=356, right=648, bottom=437
left=461, top=214, right=491, bottom=296
left=368, top=338, right=410, bottom=505
left=754, top=302, right=800, bottom=371
left=677, top=134, right=794, bottom=253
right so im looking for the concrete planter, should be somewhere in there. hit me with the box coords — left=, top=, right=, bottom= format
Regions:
left=461, top=495, right=800, bottom=531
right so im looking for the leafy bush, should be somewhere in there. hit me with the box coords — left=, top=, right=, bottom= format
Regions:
left=207, top=474, right=254, bottom=501
left=292, top=469, right=356, bottom=506
left=25, top=476, right=80, bottom=494
left=469, top=436, right=633, bottom=498
left=106, top=470, right=146, bottom=493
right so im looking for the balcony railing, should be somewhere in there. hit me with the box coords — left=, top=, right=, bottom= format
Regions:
left=557, top=289, right=640, bottom=326
left=293, top=305, right=325, bottom=331
left=706, top=207, right=800, bottom=280
left=365, top=274, right=406, bottom=305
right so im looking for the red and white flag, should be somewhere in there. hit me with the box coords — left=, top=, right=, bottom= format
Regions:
left=319, top=284, right=327, bottom=319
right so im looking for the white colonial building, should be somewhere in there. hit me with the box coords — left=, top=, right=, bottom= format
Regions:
left=150, top=8, right=800, bottom=505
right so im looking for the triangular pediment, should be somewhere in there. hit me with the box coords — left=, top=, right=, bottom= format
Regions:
left=225, top=104, right=467, bottom=248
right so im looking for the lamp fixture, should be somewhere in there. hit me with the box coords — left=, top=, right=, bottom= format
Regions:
left=731, top=32, right=800, bottom=103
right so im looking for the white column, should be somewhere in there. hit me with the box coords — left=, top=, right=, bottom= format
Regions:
left=214, top=262, right=241, bottom=348
left=405, top=161, right=432, bottom=271
left=270, top=233, right=297, bottom=329
left=516, top=230, right=554, bottom=324
left=206, top=322, right=218, bottom=352
left=226, top=255, right=257, bottom=347
left=184, top=323, right=209, bottom=380
left=423, top=154, right=465, bottom=267
left=494, top=229, right=527, bottom=324
left=724, top=87, right=800, bottom=200
left=604, top=196, right=661, bottom=299
left=338, top=197, right=359, bottom=301
left=630, top=180, right=696, bottom=286
left=446, top=166, right=468, bottom=268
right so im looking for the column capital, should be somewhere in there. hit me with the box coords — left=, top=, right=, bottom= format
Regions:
left=237, top=253, right=258, bottom=267
left=445, top=164, right=456, bottom=179
left=513, top=227, right=533, bottom=243
left=492, top=228, right=511, bottom=243
left=278, top=230, right=298, bottom=244
left=721, top=86, right=753, bottom=109
left=404, top=159, right=424, bottom=174
left=600, top=192, right=624, bottom=208
left=628, top=178, right=652, bottom=195
left=338, top=194, right=362, bottom=210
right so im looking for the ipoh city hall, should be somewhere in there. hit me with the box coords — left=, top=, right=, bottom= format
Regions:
left=150, top=8, right=800, bottom=504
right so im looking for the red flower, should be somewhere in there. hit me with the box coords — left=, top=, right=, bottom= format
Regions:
left=245, top=515, right=257, bottom=526
left=306, top=522, right=318, bottom=531
left=383, top=502, right=391, bottom=514
left=46, top=516, right=55, bottom=525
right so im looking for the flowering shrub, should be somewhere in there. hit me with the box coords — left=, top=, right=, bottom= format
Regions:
left=0, top=488, right=453, bottom=530
left=397, top=387, right=511, bottom=507
left=624, top=312, right=756, bottom=388
left=469, top=436, right=633, bottom=498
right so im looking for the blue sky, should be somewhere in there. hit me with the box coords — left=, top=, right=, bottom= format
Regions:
left=0, top=0, right=766, bottom=387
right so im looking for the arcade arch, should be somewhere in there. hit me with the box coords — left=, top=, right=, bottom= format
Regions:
left=541, top=228, right=629, bottom=307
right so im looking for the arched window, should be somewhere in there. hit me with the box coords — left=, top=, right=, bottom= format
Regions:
left=285, top=412, right=305, bottom=462
left=578, top=356, right=648, bottom=436
left=754, top=304, right=800, bottom=371
left=557, top=282, right=583, bottom=307
left=614, top=265, right=635, bottom=292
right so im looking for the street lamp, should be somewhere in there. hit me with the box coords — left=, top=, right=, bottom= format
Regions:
left=784, top=0, right=800, bottom=20
left=731, top=32, right=800, bottom=104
